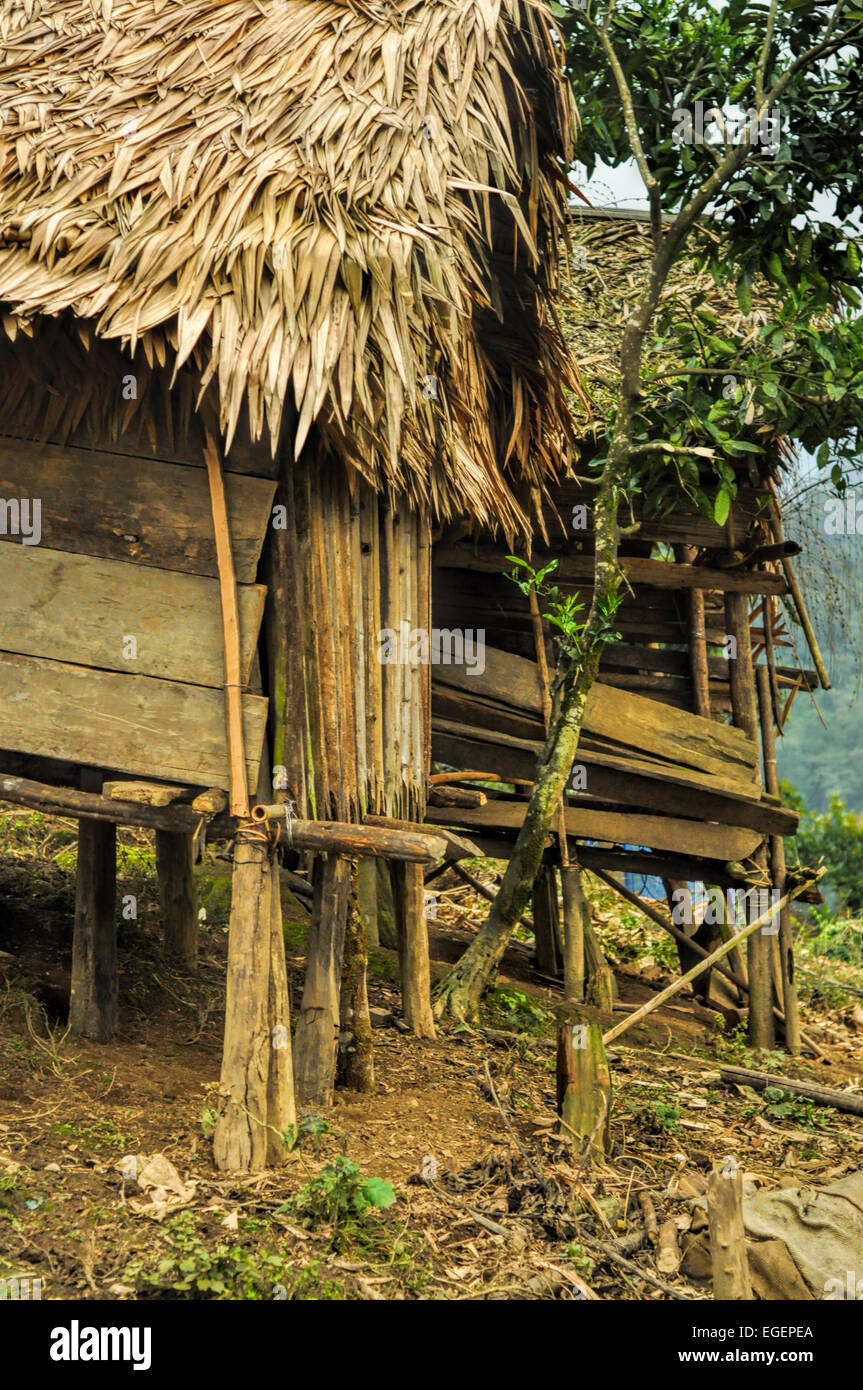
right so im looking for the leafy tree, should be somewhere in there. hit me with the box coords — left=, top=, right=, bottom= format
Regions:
left=434, top=0, right=863, bottom=1027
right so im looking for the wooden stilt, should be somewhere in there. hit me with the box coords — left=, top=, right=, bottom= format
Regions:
left=293, top=855, right=351, bottom=1106
left=357, top=856, right=379, bottom=949
left=756, top=665, right=801, bottom=1055
left=376, top=860, right=397, bottom=948
left=532, top=863, right=561, bottom=976
left=69, top=769, right=117, bottom=1041
left=214, top=836, right=273, bottom=1172
left=266, top=854, right=297, bottom=1164
left=391, top=860, right=436, bottom=1038
left=338, top=863, right=375, bottom=1092
left=724, top=587, right=774, bottom=1049
left=556, top=1012, right=611, bottom=1160
left=155, top=829, right=198, bottom=969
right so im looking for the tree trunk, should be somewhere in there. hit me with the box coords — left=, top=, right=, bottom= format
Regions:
left=338, top=863, right=375, bottom=1092
left=70, top=769, right=117, bottom=1041
left=266, top=855, right=297, bottom=1163
left=155, top=829, right=198, bottom=969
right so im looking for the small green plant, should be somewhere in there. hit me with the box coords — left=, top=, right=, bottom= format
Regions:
left=485, top=987, right=551, bottom=1033
left=506, top=557, right=623, bottom=661
left=566, top=1243, right=595, bottom=1279
left=288, top=1157, right=396, bottom=1243
left=624, top=1085, right=682, bottom=1135
left=745, top=1086, right=830, bottom=1131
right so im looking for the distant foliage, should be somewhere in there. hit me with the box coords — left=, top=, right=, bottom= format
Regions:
left=784, top=780, right=863, bottom=913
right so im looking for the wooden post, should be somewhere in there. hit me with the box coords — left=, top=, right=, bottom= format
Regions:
left=707, top=1165, right=752, bottom=1300
left=556, top=1013, right=611, bottom=1160
left=391, top=860, right=436, bottom=1038
left=724, top=587, right=774, bottom=1049
left=756, top=665, right=801, bottom=1055
left=69, top=769, right=117, bottom=1041
left=214, top=836, right=273, bottom=1171
left=266, top=853, right=297, bottom=1164
left=155, top=829, right=198, bottom=968
left=376, top=860, right=397, bottom=948
left=357, top=856, right=379, bottom=949
left=338, top=864, right=375, bottom=1092
left=681, top=544, right=711, bottom=718
left=532, top=863, right=561, bottom=976
left=293, top=855, right=351, bottom=1105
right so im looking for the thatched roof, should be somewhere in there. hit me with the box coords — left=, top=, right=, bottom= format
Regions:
left=0, top=0, right=579, bottom=530
left=561, top=208, right=781, bottom=451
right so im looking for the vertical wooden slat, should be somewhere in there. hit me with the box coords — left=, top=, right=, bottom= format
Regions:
left=361, top=487, right=384, bottom=815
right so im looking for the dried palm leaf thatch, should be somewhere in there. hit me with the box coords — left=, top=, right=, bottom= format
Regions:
left=0, top=0, right=584, bottom=532
left=559, top=209, right=783, bottom=451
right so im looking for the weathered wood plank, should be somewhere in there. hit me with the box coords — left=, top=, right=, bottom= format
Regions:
left=0, top=652, right=267, bottom=791
left=0, top=545, right=264, bottom=687
left=424, top=801, right=763, bottom=862
left=0, top=437, right=275, bottom=581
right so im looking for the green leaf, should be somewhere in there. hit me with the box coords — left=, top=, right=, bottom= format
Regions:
left=362, top=1177, right=397, bottom=1210
left=714, top=487, right=731, bottom=526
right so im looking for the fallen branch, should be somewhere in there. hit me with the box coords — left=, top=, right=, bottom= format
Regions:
left=717, top=1064, right=863, bottom=1118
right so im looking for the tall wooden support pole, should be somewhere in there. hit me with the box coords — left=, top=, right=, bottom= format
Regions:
left=532, top=863, right=561, bottom=976
left=293, top=855, right=351, bottom=1105
left=357, top=857, right=379, bottom=949
left=391, top=860, right=436, bottom=1038
left=557, top=1013, right=611, bottom=1159
left=681, top=545, right=711, bottom=719
left=214, top=837, right=273, bottom=1171
left=376, top=859, right=397, bottom=947
left=338, top=863, right=375, bottom=1092
left=724, top=588, right=774, bottom=1049
left=70, top=769, right=117, bottom=1041
left=266, top=856, right=297, bottom=1163
left=756, top=665, right=801, bottom=1055
left=155, top=830, right=198, bottom=968
left=707, top=1166, right=752, bottom=1301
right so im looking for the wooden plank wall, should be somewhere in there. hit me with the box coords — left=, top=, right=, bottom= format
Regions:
left=0, top=426, right=274, bottom=792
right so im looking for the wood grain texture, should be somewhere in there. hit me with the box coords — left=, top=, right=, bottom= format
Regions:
left=0, top=545, right=264, bottom=687
left=0, top=651, right=266, bottom=791
left=0, top=437, right=275, bottom=581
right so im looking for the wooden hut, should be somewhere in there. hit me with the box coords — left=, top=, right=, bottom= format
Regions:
left=0, top=0, right=579, bottom=1167
left=428, top=209, right=828, bottom=1053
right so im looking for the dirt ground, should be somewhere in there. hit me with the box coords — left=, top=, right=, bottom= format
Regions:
left=1, top=808, right=861, bottom=1301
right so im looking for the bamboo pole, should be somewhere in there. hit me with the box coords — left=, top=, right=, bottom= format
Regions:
left=680, top=544, right=710, bottom=718
left=602, top=882, right=806, bottom=1048
left=204, top=430, right=249, bottom=818
left=766, top=484, right=830, bottom=690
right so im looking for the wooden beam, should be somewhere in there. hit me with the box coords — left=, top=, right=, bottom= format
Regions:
left=434, top=543, right=787, bottom=594
left=424, top=802, right=763, bottom=863
left=251, top=807, right=448, bottom=863
left=363, top=814, right=480, bottom=860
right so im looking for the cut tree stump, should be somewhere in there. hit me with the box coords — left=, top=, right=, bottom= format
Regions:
left=155, top=829, right=198, bottom=968
left=556, top=1013, right=611, bottom=1160
left=69, top=769, right=117, bottom=1041
left=293, top=855, right=351, bottom=1106
left=707, top=1165, right=752, bottom=1300
left=214, top=837, right=273, bottom=1172
left=391, top=860, right=436, bottom=1038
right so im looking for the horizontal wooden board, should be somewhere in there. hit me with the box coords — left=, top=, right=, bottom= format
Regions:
left=0, top=437, right=275, bottom=581
left=432, top=724, right=794, bottom=834
left=432, top=644, right=759, bottom=782
left=425, top=801, right=763, bottom=862
left=434, top=544, right=786, bottom=594
left=0, top=545, right=265, bottom=687
left=0, top=651, right=266, bottom=791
